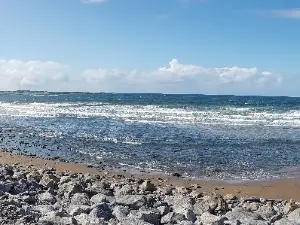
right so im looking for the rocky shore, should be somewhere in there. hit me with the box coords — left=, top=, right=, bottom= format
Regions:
left=1, top=163, right=300, bottom=225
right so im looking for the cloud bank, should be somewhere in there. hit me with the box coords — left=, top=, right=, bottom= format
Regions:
left=0, top=58, right=284, bottom=95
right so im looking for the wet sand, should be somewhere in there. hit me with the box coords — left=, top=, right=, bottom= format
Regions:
left=1, top=150, right=300, bottom=201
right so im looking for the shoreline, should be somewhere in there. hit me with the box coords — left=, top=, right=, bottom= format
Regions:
left=1, top=150, right=300, bottom=201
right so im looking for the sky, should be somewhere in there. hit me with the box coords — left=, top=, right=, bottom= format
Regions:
left=0, top=0, right=299, bottom=95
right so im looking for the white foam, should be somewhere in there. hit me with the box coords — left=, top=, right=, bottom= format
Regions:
left=1, top=102, right=300, bottom=127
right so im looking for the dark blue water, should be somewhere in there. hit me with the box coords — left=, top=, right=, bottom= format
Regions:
left=1, top=92, right=300, bottom=180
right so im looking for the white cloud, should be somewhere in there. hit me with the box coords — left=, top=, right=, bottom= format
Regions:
left=81, top=59, right=282, bottom=93
left=259, top=9, right=300, bottom=19
left=0, top=58, right=283, bottom=94
left=0, top=59, right=68, bottom=90
left=272, top=9, right=300, bottom=19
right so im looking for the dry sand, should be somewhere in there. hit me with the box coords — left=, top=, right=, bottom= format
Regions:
left=1, top=150, right=300, bottom=201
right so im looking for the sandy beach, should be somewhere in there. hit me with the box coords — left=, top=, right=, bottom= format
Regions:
left=1, top=150, right=300, bottom=202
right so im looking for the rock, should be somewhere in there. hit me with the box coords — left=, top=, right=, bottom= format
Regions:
left=164, top=195, right=193, bottom=213
left=161, top=212, right=185, bottom=224
left=90, top=193, right=108, bottom=204
left=116, top=184, right=135, bottom=195
left=68, top=205, right=91, bottom=216
left=255, top=203, right=276, bottom=219
left=288, top=208, right=300, bottom=223
left=32, top=205, right=55, bottom=216
left=74, top=213, right=106, bottom=225
left=224, top=208, right=264, bottom=224
left=157, top=205, right=170, bottom=216
left=116, top=195, right=147, bottom=209
left=224, top=194, right=237, bottom=201
left=38, top=191, right=56, bottom=204
left=59, top=176, right=72, bottom=185
left=274, top=218, right=299, bottom=225
left=199, top=212, right=225, bottom=225
left=38, top=215, right=77, bottom=225
left=112, top=205, right=130, bottom=220
left=39, top=173, right=59, bottom=189
left=58, top=181, right=83, bottom=198
left=88, top=181, right=113, bottom=196
left=194, top=195, right=227, bottom=215
left=89, top=203, right=113, bottom=221
left=140, top=180, right=156, bottom=192
left=71, top=193, right=90, bottom=205
left=137, top=209, right=161, bottom=225
left=284, top=200, right=297, bottom=214
left=26, top=171, right=42, bottom=182
left=182, top=209, right=196, bottom=222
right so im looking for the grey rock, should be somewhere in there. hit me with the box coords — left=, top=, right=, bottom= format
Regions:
left=288, top=208, right=300, bottom=223
left=68, top=205, right=91, bottom=216
left=58, top=181, right=83, bottom=198
left=39, top=192, right=56, bottom=204
left=112, top=205, right=130, bottom=220
left=89, top=203, right=113, bottom=221
left=116, top=184, right=135, bottom=195
left=116, top=195, right=147, bottom=209
left=74, top=213, right=106, bottom=225
left=90, top=193, right=108, bottom=204
left=274, top=218, right=299, bottom=225
left=182, top=209, right=196, bottom=222
left=71, top=193, right=90, bottom=205
left=138, top=209, right=161, bottom=225
left=224, top=208, right=264, bottom=224
left=161, top=212, right=185, bottom=224
left=199, top=212, right=225, bottom=225
left=38, top=215, right=77, bottom=225
left=157, top=205, right=170, bottom=216
left=32, top=205, right=55, bottom=216
left=39, top=173, right=59, bottom=189
left=140, top=180, right=156, bottom=193
left=194, top=195, right=227, bottom=215
left=255, top=203, right=276, bottom=219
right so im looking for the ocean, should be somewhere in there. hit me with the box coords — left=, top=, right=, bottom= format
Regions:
left=1, top=92, right=300, bottom=181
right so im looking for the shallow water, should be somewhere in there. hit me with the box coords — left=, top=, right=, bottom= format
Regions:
left=1, top=92, right=300, bottom=180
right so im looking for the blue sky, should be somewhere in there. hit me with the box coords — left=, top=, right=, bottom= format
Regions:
left=0, top=0, right=299, bottom=95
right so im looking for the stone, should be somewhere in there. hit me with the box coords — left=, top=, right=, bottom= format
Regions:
left=116, top=184, right=135, bottom=196
left=274, top=218, right=299, bottom=225
left=255, top=203, right=276, bottom=219
left=38, top=215, right=77, bottom=225
left=38, top=192, right=56, bottom=204
left=113, top=205, right=130, bottom=220
left=284, top=200, right=297, bottom=214
left=26, top=171, right=42, bottom=182
left=140, top=180, right=156, bottom=192
left=88, top=181, right=113, bottom=196
left=288, top=208, right=300, bottom=223
left=58, top=181, right=83, bottom=198
left=194, top=195, right=224, bottom=215
left=32, top=205, right=55, bottom=216
left=116, top=195, right=147, bottom=209
left=89, top=203, right=113, bottom=221
left=199, top=212, right=225, bottom=225
left=74, top=213, right=106, bottom=225
left=182, top=209, right=196, bottom=222
left=90, top=193, right=108, bottom=204
left=224, top=208, right=264, bottom=224
left=39, top=173, right=59, bottom=189
left=68, top=205, right=91, bottom=216
left=71, top=193, right=90, bottom=205
left=161, top=212, right=185, bottom=224
left=157, top=205, right=170, bottom=216
left=138, top=209, right=161, bottom=225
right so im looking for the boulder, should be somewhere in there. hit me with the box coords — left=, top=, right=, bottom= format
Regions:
left=116, top=195, right=147, bottom=209
left=140, top=180, right=156, bottom=193
left=38, top=192, right=56, bottom=204
left=71, top=193, right=90, bottom=205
